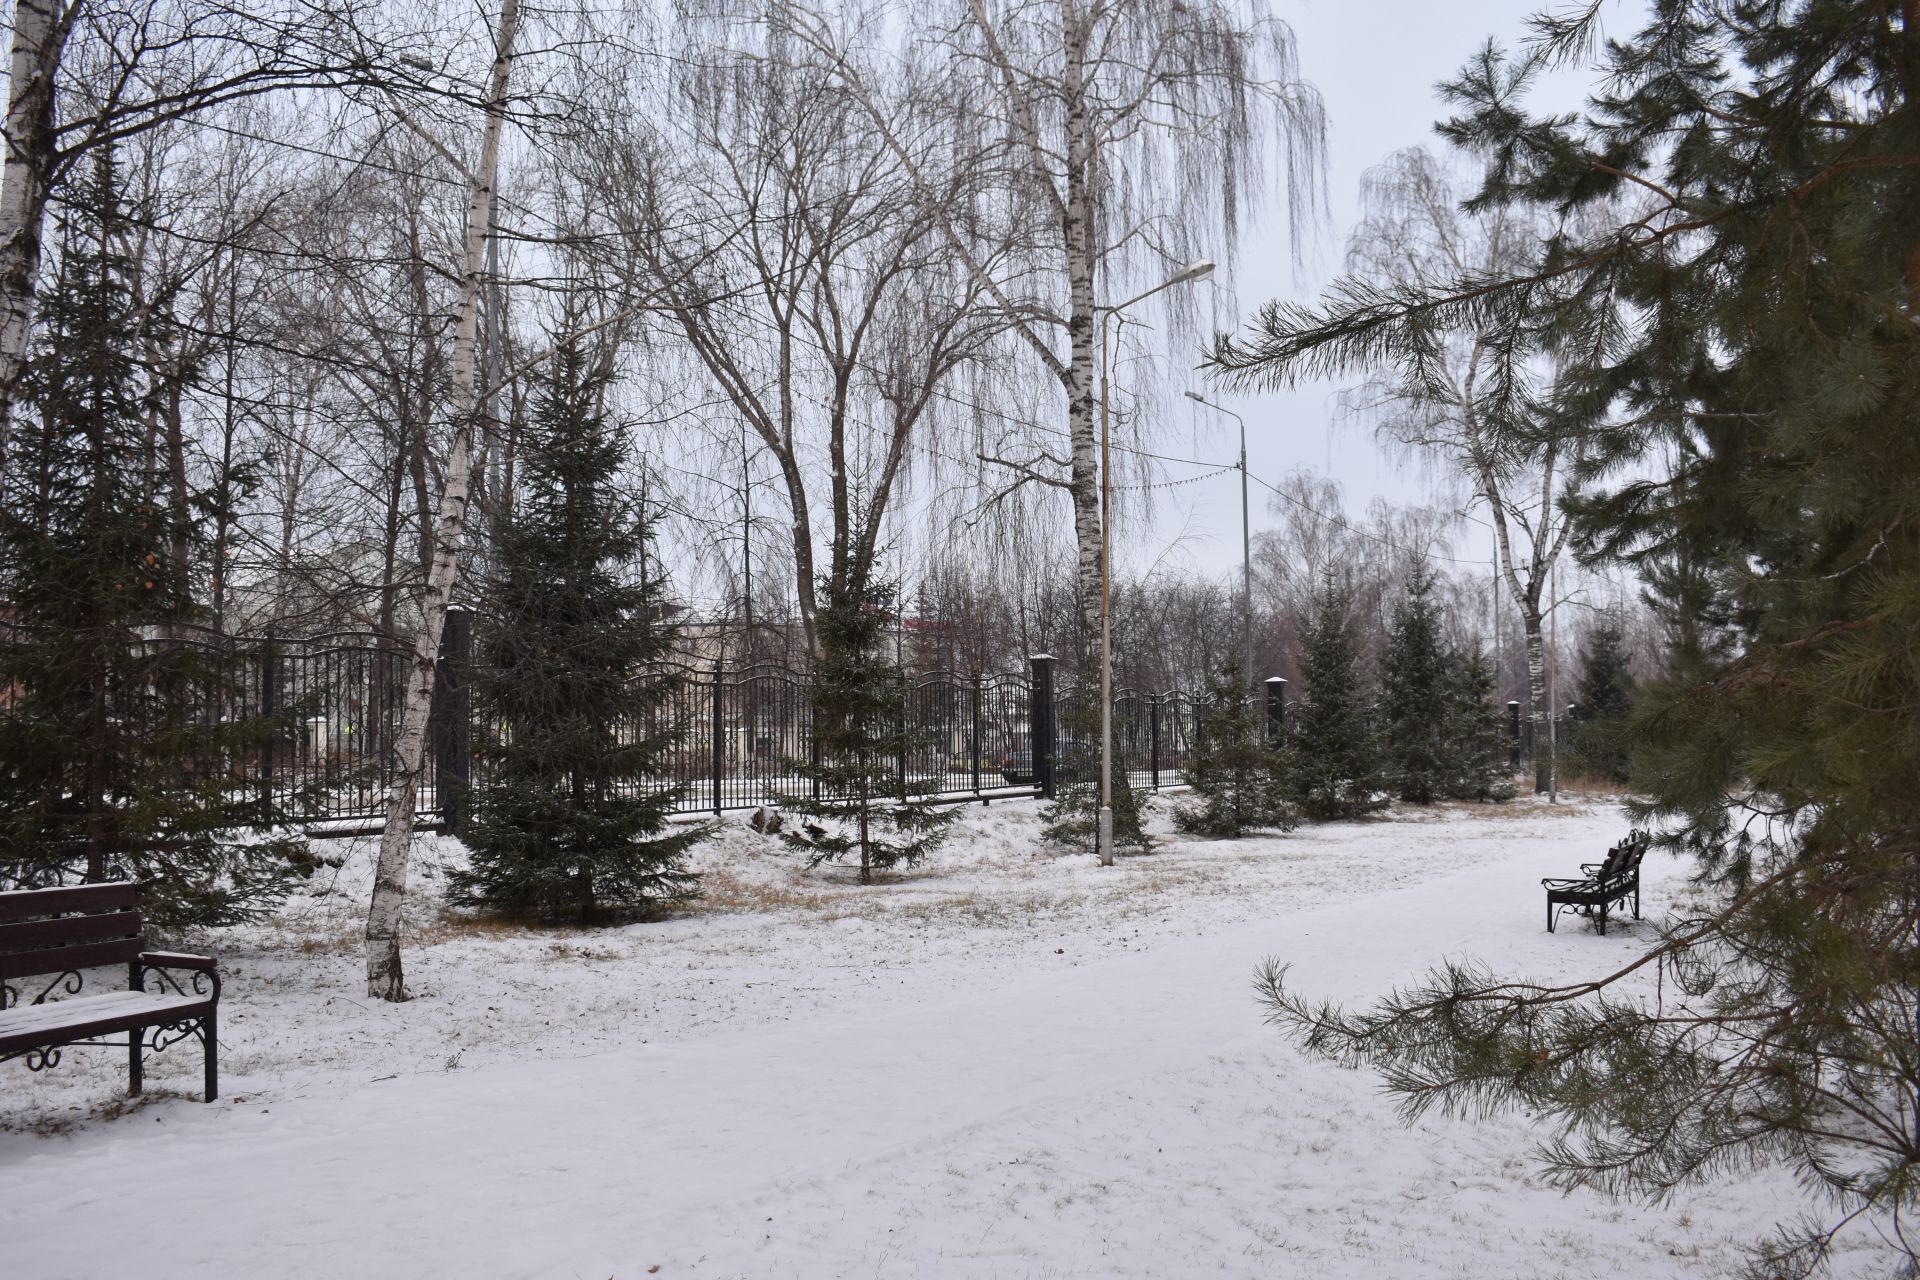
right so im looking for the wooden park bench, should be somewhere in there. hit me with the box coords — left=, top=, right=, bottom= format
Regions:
left=1542, top=831, right=1650, bottom=936
left=0, top=882, right=221, bottom=1103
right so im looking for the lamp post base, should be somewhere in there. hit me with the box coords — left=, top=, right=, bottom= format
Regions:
left=1097, top=805, right=1114, bottom=866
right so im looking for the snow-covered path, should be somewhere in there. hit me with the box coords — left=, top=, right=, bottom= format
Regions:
left=3, top=804, right=1819, bottom=1279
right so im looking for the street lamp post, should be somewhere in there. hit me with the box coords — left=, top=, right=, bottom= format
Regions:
left=1185, top=390, right=1251, bottom=687
left=1095, top=258, right=1214, bottom=867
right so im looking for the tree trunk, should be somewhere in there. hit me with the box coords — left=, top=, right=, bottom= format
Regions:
left=858, top=786, right=871, bottom=885
left=0, top=0, right=67, bottom=493
left=1523, top=613, right=1548, bottom=794
left=365, top=0, right=519, bottom=1002
left=162, top=374, right=192, bottom=585
left=1060, top=4, right=1103, bottom=652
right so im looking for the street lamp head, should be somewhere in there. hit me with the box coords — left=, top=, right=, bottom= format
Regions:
left=1184, top=390, right=1207, bottom=403
left=1176, top=258, right=1216, bottom=284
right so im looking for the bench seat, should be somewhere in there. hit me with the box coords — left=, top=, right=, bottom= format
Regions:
left=0, top=991, right=214, bottom=1055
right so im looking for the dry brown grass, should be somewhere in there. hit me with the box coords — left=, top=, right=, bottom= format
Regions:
left=0, top=1086, right=182, bottom=1137
left=1424, top=791, right=1618, bottom=821
left=1540, top=776, right=1632, bottom=801
left=890, top=890, right=1064, bottom=930
left=413, top=913, right=537, bottom=949
left=687, top=868, right=840, bottom=917
left=542, top=941, right=623, bottom=963
left=292, top=927, right=361, bottom=957
left=277, top=912, right=537, bottom=957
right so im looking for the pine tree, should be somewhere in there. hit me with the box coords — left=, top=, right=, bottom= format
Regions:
left=1225, top=3, right=1920, bottom=1267
left=448, top=337, right=705, bottom=923
left=0, top=152, right=305, bottom=928
left=1440, top=645, right=1515, bottom=802
left=1379, top=564, right=1449, bottom=804
left=1286, top=575, right=1388, bottom=821
left=1570, top=623, right=1634, bottom=784
left=1172, top=659, right=1295, bottom=837
left=781, top=572, right=953, bottom=883
left=1039, top=688, right=1153, bottom=855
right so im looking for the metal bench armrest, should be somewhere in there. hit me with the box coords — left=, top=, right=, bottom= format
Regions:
left=133, top=954, right=220, bottom=1003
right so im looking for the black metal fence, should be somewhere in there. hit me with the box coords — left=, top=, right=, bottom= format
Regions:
left=113, top=619, right=1219, bottom=833
left=6, top=615, right=1565, bottom=836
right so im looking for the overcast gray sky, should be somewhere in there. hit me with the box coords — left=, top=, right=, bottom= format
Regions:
left=1156, top=0, right=1631, bottom=579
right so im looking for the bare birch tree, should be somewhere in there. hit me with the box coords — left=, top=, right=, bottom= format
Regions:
left=1335, top=147, right=1578, bottom=791
left=0, top=0, right=70, bottom=489
left=364, top=0, right=519, bottom=1002
left=796, top=0, right=1322, bottom=646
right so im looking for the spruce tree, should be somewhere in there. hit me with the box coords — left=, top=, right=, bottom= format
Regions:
left=1223, top=2, right=1920, bottom=1267
left=1379, top=564, right=1449, bottom=803
left=1439, top=645, right=1515, bottom=802
left=1039, top=688, right=1153, bottom=855
left=1172, top=659, right=1295, bottom=837
left=1570, top=623, right=1634, bottom=784
left=781, top=572, right=954, bottom=884
left=448, top=338, right=705, bottom=923
left=1286, top=575, right=1387, bottom=821
left=0, top=152, right=305, bottom=928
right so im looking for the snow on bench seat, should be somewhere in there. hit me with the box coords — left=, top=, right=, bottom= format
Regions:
left=0, top=990, right=212, bottom=1053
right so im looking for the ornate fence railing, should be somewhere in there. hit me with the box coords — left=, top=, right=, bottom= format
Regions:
left=2, top=612, right=1566, bottom=835
left=1, top=616, right=1224, bottom=833
left=334, top=639, right=1216, bottom=831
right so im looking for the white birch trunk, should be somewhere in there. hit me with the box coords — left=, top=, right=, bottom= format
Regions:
left=1059, top=0, right=1103, bottom=652
left=1524, top=617, right=1548, bottom=794
left=0, top=0, right=68, bottom=488
left=365, top=0, right=519, bottom=1002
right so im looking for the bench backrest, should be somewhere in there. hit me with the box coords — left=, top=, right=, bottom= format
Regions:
left=1594, top=844, right=1629, bottom=882
left=1597, top=833, right=1650, bottom=884
left=0, top=883, right=144, bottom=996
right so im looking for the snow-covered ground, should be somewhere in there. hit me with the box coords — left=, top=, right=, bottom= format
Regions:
left=0, top=794, right=1883, bottom=1278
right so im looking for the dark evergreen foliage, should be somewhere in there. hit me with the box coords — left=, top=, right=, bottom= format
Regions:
left=1570, top=624, right=1635, bottom=784
left=1226, top=2, right=1920, bottom=1268
left=0, top=153, right=306, bottom=929
left=448, top=338, right=705, bottom=923
left=1380, top=564, right=1449, bottom=804
left=1039, top=688, right=1154, bottom=855
left=1440, top=645, right=1515, bottom=802
left=1172, top=659, right=1295, bottom=837
left=1286, top=575, right=1388, bottom=822
left=780, top=573, right=954, bottom=883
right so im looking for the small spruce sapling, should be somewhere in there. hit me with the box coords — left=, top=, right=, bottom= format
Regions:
left=1441, top=645, right=1516, bottom=802
left=1040, top=686, right=1154, bottom=855
left=1173, top=659, right=1296, bottom=837
left=1571, top=623, right=1635, bottom=784
left=781, top=574, right=953, bottom=883
left=1286, top=574, right=1388, bottom=821
left=1380, top=564, right=1449, bottom=804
